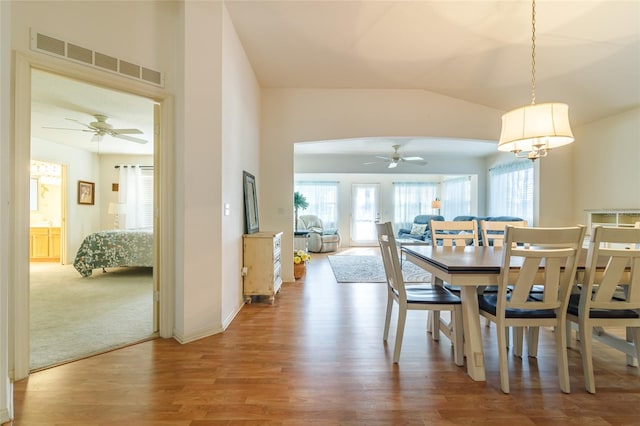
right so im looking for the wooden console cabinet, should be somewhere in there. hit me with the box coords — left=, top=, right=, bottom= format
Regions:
left=242, top=231, right=283, bottom=304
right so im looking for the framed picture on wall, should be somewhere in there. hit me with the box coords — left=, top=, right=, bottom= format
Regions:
left=78, top=180, right=95, bottom=205
left=243, top=171, right=259, bottom=234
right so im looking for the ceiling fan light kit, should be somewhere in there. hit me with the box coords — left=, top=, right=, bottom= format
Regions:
left=497, top=0, right=574, bottom=161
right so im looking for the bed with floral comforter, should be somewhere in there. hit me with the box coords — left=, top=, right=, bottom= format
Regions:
left=73, top=228, right=154, bottom=277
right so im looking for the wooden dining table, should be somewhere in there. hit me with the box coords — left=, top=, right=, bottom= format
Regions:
left=401, top=245, right=604, bottom=382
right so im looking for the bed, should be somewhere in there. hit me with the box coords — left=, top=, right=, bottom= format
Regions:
left=73, top=228, right=154, bottom=277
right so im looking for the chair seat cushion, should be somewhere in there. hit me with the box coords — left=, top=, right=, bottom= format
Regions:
left=395, top=285, right=461, bottom=305
left=478, top=294, right=557, bottom=318
left=566, top=294, right=640, bottom=319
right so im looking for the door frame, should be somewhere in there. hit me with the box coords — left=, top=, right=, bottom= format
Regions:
left=11, top=52, right=175, bottom=380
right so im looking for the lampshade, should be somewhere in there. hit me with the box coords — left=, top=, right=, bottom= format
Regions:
left=108, top=202, right=126, bottom=215
left=498, top=103, right=574, bottom=155
left=431, top=199, right=441, bottom=209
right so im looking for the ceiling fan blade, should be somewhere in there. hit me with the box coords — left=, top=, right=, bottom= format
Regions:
left=42, top=126, right=93, bottom=132
left=114, top=133, right=148, bottom=144
left=111, top=128, right=143, bottom=135
left=374, top=156, right=391, bottom=161
left=404, top=156, right=424, bottom=161
left=388, top=162, right=398, bottom=169
left=66, top=118, right=96, bottom=130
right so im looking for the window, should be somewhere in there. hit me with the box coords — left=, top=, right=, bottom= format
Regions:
left=441, top=176, right=471, bottom=219
left=393, top=182, right=439, bottom=231
left=489, top=161, right=533, bottom=225
left=294, top=181, right=339, bottom=228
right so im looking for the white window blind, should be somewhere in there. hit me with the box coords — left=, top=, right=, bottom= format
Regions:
left=442, top=176, right=471, bottom=219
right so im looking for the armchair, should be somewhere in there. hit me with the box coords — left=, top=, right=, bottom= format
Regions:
left=297, top=215, right=341, bottom=253
left=397, top=215, right=444, bottom=243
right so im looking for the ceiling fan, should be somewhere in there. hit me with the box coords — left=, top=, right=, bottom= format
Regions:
left=44, top=114, right=148, bottom=144
left=364, top=144, right=427, bottom=168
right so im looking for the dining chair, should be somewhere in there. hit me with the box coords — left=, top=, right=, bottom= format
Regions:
left=428, top=219, right=479, bottom=338
left=480, top=220, right=534, bottom=355
left=376, top=221, right=464, bottom=365
left=566, top=225, right=640, bottom=393
left=478, top=225, right=586, bottom=393
left=430, top=219, right=479, bottom=247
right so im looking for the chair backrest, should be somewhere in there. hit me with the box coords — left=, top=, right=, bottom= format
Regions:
left=298, top=214, right=323, bottom=230
left=579, top=226, right=640, bottom=312
left=376, top=222, right=407, bottom=301
left=480, top=220, right=528, bottom=247
left=498, top=225, right=586, bottom=314
left=430, top=220, right=479, bottom=247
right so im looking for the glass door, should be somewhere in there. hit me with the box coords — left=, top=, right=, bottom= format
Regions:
left=351, top=183, right=380, bottom=246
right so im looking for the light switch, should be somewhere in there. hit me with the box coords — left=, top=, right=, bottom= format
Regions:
left=224, top=203, right=230, bottom=216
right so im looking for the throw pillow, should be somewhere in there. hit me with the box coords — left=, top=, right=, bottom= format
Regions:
left=410, top=224, right=427, bottom=235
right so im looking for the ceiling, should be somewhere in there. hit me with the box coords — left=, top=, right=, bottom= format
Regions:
left=30, top=1, right=639, bottom=159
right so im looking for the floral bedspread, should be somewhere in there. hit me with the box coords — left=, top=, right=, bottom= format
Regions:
left=73, top=228, right=154, bottom=277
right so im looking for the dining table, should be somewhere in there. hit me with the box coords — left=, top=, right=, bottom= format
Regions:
left=402, top=244, right=636, bottom=381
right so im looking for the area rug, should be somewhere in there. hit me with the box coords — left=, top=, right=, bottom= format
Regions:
left=328, top=255, right=431, bottom=283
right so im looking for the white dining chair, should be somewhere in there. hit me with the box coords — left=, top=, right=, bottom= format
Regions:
left=566, top=225, right=640, bottom=393
left=478, top=225, right=586, bottom=393
left=376, top=221, right=464, bottom=365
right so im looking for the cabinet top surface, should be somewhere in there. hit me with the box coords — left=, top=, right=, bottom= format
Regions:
left=243, top=231, right=283, bottom=238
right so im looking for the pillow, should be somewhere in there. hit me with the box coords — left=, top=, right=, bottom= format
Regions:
left=410, top=224, right=427, bottom=235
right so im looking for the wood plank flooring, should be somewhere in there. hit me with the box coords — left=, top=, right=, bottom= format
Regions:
left=9, top=248, right=640, bottom=425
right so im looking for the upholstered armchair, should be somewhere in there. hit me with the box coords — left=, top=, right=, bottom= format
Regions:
left=397, top=215, right=445, bottom=243
left=297, top=215, right=341, bottom=253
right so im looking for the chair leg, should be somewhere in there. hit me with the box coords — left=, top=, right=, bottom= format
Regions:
left=393, top=308, right=407, bottom=363
left=497, top=324, right=510, bottom=394
left=527, top=326, right=539, bottom=357
left=627, top=327, right=640, bottom=367
left=579, top=323, right=595, bottom=394
left=556, top=320, right=571, bottom=394
left=383, top=293, right=393, bottom=341
left=513, top=327, right=523, bottom=357
left=431, top=311, right=440, bottom=341
left=452, top=306, right=464, bottom=366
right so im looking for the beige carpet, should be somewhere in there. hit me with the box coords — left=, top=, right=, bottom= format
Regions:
left=30, top=263, right=155, bottom=370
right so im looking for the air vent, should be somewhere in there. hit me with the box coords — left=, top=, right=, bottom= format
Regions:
left=30, top=29, right=164, bottom=88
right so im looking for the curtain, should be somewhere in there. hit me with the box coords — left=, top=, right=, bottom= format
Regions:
left=393, top=182, right=439, bottom=231
left=489, top=161, right=534, bottom=225
left=294, top=181, right=339, bottom=228
left=441, top=176, right=471, bottom=219
left=118, top=165, right=149, bottom=229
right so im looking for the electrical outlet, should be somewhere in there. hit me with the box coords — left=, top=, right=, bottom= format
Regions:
left=241, top=266, right=248, bottom=276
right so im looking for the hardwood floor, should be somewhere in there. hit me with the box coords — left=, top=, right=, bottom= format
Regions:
left=9, top=248, right=640, bottom=425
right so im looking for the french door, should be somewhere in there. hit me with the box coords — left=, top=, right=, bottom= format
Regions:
left=350, top=183, right=380, bottom=246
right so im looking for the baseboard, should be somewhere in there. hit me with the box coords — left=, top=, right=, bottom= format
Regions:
left=173, top=325, right=224, bottom=345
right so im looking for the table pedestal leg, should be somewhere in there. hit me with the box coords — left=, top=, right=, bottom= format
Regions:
left=460, top=286, right=486, bottom=381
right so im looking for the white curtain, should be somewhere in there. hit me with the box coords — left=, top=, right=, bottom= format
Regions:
left=489, top=161, right=534, bottom=225
left=393, top=182, right=439, bottom=231
left=118, top=165, right=145, bottom=229
left=294, top=181, right=339, bottom=228
left=442, top=176, right=471, bottom=219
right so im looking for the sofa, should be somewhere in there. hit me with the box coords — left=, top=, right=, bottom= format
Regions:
left=297, top=214, right=341, bottom=253
left=397, top=214, right=445, bottom=243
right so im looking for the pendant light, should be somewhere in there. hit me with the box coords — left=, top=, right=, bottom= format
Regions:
left=498, top=0, right=574, bottom=160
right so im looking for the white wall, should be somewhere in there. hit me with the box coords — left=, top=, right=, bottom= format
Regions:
left=221, top=5, right=261, bottom=328
left=573, top=107, right=640, bottom=226
left=262, top=88, right=504, bottom=281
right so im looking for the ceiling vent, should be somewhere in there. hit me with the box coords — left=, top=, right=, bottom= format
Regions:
left=30, top=29, right=164, bottom=88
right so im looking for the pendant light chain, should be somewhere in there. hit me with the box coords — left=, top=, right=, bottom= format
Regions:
left=530, top=0, right=536, bottom=105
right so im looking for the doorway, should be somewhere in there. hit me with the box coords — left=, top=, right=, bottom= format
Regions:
left=28, top=69, right=158, bottom=370
left=350, top=183, right=380, bottom=246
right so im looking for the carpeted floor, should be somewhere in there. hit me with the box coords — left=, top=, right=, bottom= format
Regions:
left=328, top=255, right=431, bottom=283
left=29, top=263, right=155, bottom=370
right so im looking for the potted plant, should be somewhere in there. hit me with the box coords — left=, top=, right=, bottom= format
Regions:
left=293, top=191, right=309, bottom=231
left=293, top=249, right=311, bottom=279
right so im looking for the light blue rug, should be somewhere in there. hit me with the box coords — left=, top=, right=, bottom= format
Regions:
left=328, top=255, right=431, bottom=283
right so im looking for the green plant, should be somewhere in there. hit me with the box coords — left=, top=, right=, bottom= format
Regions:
left=293, top=191, right=309, bottom=231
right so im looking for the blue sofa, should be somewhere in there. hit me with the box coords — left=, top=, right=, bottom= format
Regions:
left=397, top=214, right=445, bottom=243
